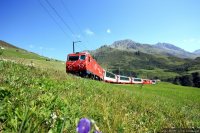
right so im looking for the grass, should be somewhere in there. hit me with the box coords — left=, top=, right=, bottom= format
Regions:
left=0, top=56, right=65, bottom=72
left=136, top=68, right=179, bottom=79
left=0, top=60, right=200, bottom=132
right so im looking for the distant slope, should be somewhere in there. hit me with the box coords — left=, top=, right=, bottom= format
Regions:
left=193, top=49, right=200, bottom=56
left=110, top=39, right=198, bottom=59
left=154, top=42, right=196, bottom=58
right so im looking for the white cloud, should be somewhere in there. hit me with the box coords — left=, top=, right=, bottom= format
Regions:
left=85, top=28, right=94, bottom=35
left=106, top=29, right=111, bottom=34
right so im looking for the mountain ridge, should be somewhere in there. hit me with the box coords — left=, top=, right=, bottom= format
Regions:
left=193, top=49, right=200, bottom=55
left=109, top=39, right=198, bottom=59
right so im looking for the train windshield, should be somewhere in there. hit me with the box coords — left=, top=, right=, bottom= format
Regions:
left=80, top=55, right=86, bottom=60
left=106, top=71, right=115, bottom=78
left=68, top=56, right=79, bottom=61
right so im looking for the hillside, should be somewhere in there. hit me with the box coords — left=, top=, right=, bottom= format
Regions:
left=1, top=61, right=200, bottom=132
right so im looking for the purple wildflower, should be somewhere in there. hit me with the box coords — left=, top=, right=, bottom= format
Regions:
left=76, top=118, right=91, bottom=133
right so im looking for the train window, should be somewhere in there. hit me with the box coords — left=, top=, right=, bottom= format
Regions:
left=120, top=76, right=129, bottom=81
left=134, top=78, right=142, bottom=82
left=88, top=57, right=91, bottom=62
left=68, top=56, right=79, bottom=61
left=80, top=55, right=86, bottom=60
left=106, top=71, right=115, bottom=79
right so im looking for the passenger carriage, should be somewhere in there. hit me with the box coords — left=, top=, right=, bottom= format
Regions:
left=132, top=78, right=143, bottom=84
left=117, top=75, right=131, bottom=84
left=103, top=71, right=118, bottom=83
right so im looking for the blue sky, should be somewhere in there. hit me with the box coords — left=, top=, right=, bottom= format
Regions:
left=0, top=0, right=200, bottom=60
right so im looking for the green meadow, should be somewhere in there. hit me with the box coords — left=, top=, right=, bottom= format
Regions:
left=0, top=61, right=200, bottom=132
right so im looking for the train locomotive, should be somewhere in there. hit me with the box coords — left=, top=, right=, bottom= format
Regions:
left=66, top=52, right=154, bottom=84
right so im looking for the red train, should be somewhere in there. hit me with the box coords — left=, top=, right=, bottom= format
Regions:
left=66, top=52, right=104, bottom=80
left=66, top=52, right=155, bottom=84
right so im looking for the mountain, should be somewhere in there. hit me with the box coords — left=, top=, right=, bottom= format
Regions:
left=110, top=39, right=159, bottom=55
left=193, top=49, right=200, bottom=55
left=109, top=39, right=197, bottom=59
left=154, top=42, right=197, bottom=58
left=91, top=39, right=200, bottom=79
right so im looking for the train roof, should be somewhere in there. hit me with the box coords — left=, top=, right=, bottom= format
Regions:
left=117, top=75, right=130, bottom=77
left=68, top=52, right=90, bottom=56
left=132, top=77, right=142, bottom=79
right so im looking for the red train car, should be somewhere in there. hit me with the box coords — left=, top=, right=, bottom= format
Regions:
left=66, top=52, right=104, bottom=80
left=142, top=79, right=152, bottom=84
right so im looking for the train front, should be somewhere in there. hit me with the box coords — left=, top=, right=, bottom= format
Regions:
left=66, top=52, right=87, bottom=75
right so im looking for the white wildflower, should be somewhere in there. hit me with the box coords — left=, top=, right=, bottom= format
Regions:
left=51, top=112, right=57, bottom=120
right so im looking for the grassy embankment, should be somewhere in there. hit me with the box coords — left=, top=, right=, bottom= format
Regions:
left=0, top=61, right=200, bottom=132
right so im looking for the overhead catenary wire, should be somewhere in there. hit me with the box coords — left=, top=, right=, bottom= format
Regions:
left=40, top=0, right=93, bottom=53
left=39, top=0, right=91, bottom=55
left=60, top=0, right=83, bottom=36
left=59, top=0, right=91, bottom=51
left=38, top=0, right=72, bottom=40
left=44, top=0, right=76, bottom=36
